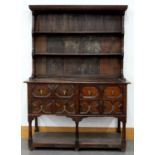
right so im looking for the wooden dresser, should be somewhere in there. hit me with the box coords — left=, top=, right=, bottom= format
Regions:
left=25, top=5, right=129, bottom=151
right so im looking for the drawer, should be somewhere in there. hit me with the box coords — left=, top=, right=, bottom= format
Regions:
left=31, top=99, right=76, bottom=114
left=55, top=84, right=75, bottom=98
left=80, top=100, right=101, bottom=114
left=103, top=100, right=123, bottom=115
left=80, top=86, right=99, bottom=99
left=103, top=86, right=122, bottom=98
left=32, top=84, right=51, bottom=97
left=54, top=99, right=75, bottom=114
left=31, top=100, right=52, bottom=114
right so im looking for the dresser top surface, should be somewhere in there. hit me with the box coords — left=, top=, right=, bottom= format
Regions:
left=25, top=78, right=130, bottom=84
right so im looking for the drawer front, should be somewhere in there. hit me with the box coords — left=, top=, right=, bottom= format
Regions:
left=31, top=100, right=51, bottom=114
left=54, top=99, right=75, bottom=114
left=80, top=100, right=101, bottom=114
left=80, top=85, right=99, bottom=99
left=55, top=84, right=74, bottom=98
left=80, top=99, right=123, bottom=115
left=31, top=99, right=75, bottom=114
left=32, top=84, right=51, bottom=97
left=103, top=99, right=123, bottom=115
left=30, top=84, right=75, bottom=99
left=103, top=86, right=122, bottom=98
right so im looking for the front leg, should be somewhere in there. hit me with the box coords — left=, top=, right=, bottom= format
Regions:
left=34, top=116, right=39, bottom=132
left=28, top=116, right=34, bottom=150
left=71, top=117, right=82, bottom=151
left=121, top=120, right=126, bottom=151
left=117, top=118, right=121, bottom=133
left=75, top=120, right=79, bottom=151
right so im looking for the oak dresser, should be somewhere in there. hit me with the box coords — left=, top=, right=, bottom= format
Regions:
left=25, top=5, right=130, bottom=151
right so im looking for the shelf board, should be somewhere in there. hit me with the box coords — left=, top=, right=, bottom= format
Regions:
left=32, top=31, right=124, bottom=36
left=32, top=132, right=122, bottom=150
left=33, top=52, right=123, bottom=56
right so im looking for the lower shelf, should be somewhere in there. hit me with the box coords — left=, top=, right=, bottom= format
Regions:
left=31, top=132, right=122, bottom=150
left=33, top=132, right=75, bottom=148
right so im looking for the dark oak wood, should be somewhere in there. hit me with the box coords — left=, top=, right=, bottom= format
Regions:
left=26, top=5, right=129, bottom=151
left=34, top=117, right=39, bottom=132
left=33, top=53, right=123, bottom=56
left=28, top=116, right=33, bottom=150
left=29, top=5, right=127, bottom=14
left=26, top=78, right=130, bottom=84
left=31, top=132, right=122, bottom=150
left=34, top=14, right=123, bottom=33
left=117, top=118, right=121, bottom=133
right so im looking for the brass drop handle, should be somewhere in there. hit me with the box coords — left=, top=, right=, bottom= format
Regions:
left=88, top=90, right=93, bottom=96
left=39, top=89, right=43, bottom=95
left=63, top=90, right=67, bottom=95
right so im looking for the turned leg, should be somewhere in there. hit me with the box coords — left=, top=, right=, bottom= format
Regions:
left=34, top=117, right=39, bottom=132
left=75, top=120, right=79, bottom=151
left=117, top=118, right=121, bottom=133
left=28, top=116, right=33, bottom=150
left=121, top=120, right=126, bottom=151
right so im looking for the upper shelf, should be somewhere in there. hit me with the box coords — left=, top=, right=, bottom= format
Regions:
left=33, top=52, right=123, bottom=56
left=32, top=31, right=124, bottom=36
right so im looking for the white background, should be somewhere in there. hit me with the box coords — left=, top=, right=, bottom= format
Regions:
left=0, top=0, right=155, bottom=154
